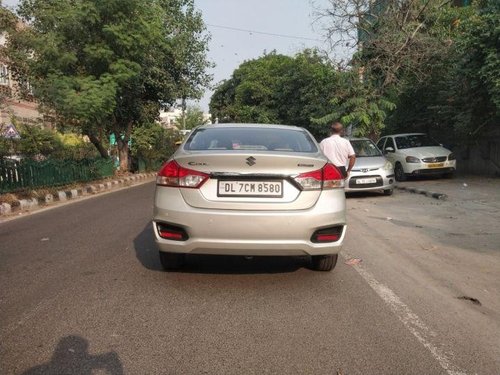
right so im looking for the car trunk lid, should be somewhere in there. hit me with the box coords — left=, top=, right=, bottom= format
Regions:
left=175, top=151, right=325, bottom=210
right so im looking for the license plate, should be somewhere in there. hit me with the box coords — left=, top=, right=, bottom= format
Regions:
left=356, top=178, right=377, bottom=184
left=427, top=163, right=444, bottom=168
left=218, top=181, right=283, bottom=197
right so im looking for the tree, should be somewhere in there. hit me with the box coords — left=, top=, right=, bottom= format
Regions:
left=312, top=71, right=395, bottom=139
left=439, top=0, right=499, bottom=141
left=0, top=3, right=17, bottom=116
left=130, top=122, right=177, bottom=169
left=210, top=50, right=341, bottom=138
left=313, top=0, right=492, bottom=139
left=316, top=0, right=459, bottom=90
left=161, top=0, right=213, bottom=117
left=176, top=105, right=209, bottom=130
left=7, top=0, right=211, bottom=171
left=210, top=52, right=290, bottom=124
left=274, top=50, right=343, bottom=134
left=385, top=1, right=499, bottom=144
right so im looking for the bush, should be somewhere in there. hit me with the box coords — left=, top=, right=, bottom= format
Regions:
left=17, top=125, right=63, bottom=158
left=53, top=133, right=99, bottom=160
left=131, top=122, right=178, bottom=168
left=3, top=123, right=100, bottom=160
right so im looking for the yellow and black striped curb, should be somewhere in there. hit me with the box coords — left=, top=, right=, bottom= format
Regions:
left=0, top=172, right=157, bottom=216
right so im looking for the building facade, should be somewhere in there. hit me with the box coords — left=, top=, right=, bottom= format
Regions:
left=0, top=31, right=43, bottom=128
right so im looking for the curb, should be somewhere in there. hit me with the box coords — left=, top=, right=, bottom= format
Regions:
left=0, top=172, right=156, bottom=216
left=396, top=185, right=447, bottom=200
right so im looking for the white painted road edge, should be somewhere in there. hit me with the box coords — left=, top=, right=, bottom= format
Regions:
left=342, top=253, right=467, bottom=375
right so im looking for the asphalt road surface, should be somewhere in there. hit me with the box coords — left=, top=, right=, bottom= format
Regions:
left=1, top=181, right=499, bottom=374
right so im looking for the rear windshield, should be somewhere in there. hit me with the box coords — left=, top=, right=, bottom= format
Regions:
left=184, top=127, right=318, bottom=153
left=350, top=139, right=382, bottom=157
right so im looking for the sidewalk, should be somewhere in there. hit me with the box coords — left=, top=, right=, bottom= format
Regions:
left=0, top=172, right=156, bottom=217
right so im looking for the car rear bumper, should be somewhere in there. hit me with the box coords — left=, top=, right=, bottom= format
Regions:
left=153, top=188, right=346, bottom=256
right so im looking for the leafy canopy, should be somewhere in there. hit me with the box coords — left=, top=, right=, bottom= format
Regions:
left=209, top=50, right=340, bottom=138
left=385, top=1, right=499, bottom=143
left=7, top=0, right=211, bottom=168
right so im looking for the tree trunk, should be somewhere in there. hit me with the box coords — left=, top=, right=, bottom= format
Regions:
left=87, top=133, right=108, bottom=158
left=116, top=122, right=132, bottom=172
left=118, top=141, right=129, bottom=172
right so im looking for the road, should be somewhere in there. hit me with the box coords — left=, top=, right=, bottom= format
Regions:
left=1, top=181, right=499, bottom=374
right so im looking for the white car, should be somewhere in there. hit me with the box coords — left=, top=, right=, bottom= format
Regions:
left=376, top=133, right=456, bottom=181
left=345, top=137, right=395, bottom=195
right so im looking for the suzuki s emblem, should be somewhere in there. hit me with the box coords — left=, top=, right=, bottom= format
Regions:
left=246, top=156, right=256, bottom=166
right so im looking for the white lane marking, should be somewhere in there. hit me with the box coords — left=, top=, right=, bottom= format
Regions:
left=343, top=253, right=467, bottom=375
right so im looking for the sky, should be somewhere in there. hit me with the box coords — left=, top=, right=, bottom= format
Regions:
left=194, top=0, right=334, bottom=111
left=2, top=0, right=341, bottom=112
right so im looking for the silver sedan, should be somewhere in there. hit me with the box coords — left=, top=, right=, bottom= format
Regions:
left=345, top=137, right=395, bottom=195
left=153, top=124, right=346, bottom=271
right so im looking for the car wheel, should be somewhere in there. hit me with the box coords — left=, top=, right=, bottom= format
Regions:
left=383, top=189, right=393, bottom=196
left=310, top=254, right=338, bottom=271
left=395, top=163, right=406, bottom=181
left=159, top=251, right=185, bottom=270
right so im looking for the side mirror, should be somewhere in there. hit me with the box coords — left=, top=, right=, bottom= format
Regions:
left=384, top=147, right=394, bottom=153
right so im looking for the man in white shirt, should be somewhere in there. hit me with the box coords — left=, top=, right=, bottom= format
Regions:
left=319, top=122, right=356, bottom=178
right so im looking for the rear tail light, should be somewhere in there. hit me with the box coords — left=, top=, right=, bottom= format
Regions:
left=156, top=160, right=209, bottom=188
left=311, top=226, right=343, bottom=243
left=157, top=223, right=188, bottom=241
left=294, top=163, right=344, bottom=190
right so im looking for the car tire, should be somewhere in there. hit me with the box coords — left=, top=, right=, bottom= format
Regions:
left=395, top=163, right=406, bottom=181
left=383, top=189, right=393, bottom=196
left=159, top=251, right=185, bottom=270
left=310, top=254, right=338, bottom=271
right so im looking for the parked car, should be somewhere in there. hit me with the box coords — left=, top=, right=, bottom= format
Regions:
left=376, top=133, right=456, bottom=181
left=345, top=137, right=395, bottom=195
left=154, top=123, right=346, bottom=271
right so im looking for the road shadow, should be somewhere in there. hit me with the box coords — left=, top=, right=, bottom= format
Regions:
left=133, top=222, right=307, bottom=274
left=346, top=191, right=389, bottom=199
left=20, top=335, right=123, bottom=375
left=133, top=222, right=163, bottom=271
left=179, top=254, right=308, bottom=274
left=401, top=174, right=450, bottom=183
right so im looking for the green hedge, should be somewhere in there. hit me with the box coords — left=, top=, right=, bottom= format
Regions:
left=0, top=158, right=115, bottom=193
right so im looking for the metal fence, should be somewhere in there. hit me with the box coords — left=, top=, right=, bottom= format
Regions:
left=0, top=158, right=115, bottom=193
